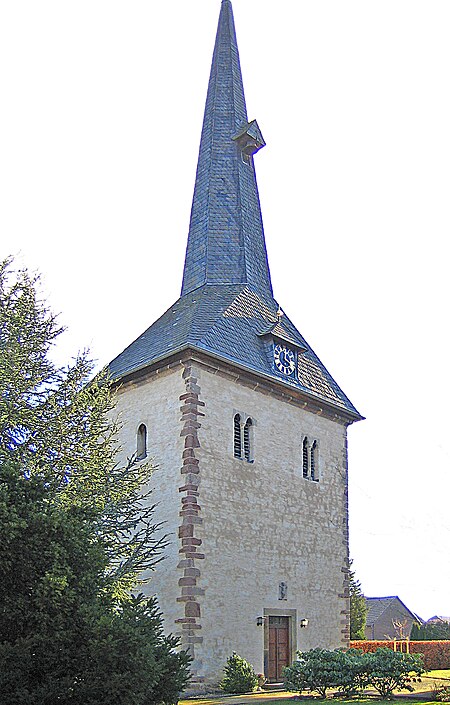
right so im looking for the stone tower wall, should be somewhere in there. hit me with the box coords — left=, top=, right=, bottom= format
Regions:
left=112, top=357, right=350, bottom=688
left=113, top=367, right=186, bottom=631
left=191, top=361, right=349, bottom=683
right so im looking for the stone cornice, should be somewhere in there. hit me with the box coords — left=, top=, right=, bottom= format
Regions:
left=111, top=346, right=360, bottom=427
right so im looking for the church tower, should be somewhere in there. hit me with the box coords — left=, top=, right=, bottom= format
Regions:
left=109, top=0, right=362, bottom=689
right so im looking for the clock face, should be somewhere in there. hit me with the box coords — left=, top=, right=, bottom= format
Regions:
left=274, top=344, right=296, bottom=376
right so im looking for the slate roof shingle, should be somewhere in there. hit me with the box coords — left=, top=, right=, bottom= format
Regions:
left=365, top=596, right=422, bottom=626
left=108, top=284, right=361, bottom=418
left=108, top=0, right=362, bottom=422
left=181, top=0, right=272, bottom=300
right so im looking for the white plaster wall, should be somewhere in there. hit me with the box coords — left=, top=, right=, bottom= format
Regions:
left=192, top=363, right=349, bottom=684
left=112, top=368, right=185, bottom=631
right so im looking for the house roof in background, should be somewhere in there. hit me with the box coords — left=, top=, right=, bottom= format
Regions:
left=365, top=596, right=423, bottom=625
left=425, top=615, right=450, bottom=624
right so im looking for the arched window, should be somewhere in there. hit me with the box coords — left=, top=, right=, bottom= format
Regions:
left=310, top=440, right=318, bottom=481
left=302, top=437, right=309, bottom=478
left=243, top=417, right=252, bottom=461
left=137, top=423, right=147, bottom=460
left=233, top=414, right=242, bottom=458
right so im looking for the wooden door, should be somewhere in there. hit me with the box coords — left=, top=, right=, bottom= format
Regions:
left=268, top=616, right=290, bottom=682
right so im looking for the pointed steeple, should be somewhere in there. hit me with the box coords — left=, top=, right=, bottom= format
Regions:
left=108, top=0, right=362, bottom=423
left=181, top=0, right=273, bottom=300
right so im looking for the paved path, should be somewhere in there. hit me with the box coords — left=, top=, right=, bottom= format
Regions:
left=180, top=690, right=296, bottom=705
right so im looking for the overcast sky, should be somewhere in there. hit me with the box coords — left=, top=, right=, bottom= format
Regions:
left=1, top=0, right=449, bottom=622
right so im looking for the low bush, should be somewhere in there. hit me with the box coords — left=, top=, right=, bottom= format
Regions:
left=220, top=652, right=258, bottom=694
left=434, top=685, right=450, bottom=702
left=284, top=649, right=368, bottom=698
left=366, top=647, right=424, bottom=697
left=283, top=649, right=338, bottom=697
left=341, top=648, right=372, bottom=695
left=283, top=647, right=424, bottom=698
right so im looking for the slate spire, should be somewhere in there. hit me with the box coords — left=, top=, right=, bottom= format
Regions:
left=181, top=0, right=273, bottom=300
left=108, top=0, right=362, bottom=423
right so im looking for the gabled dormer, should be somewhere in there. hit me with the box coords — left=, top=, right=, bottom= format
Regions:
left=257, top=310, right=307, bottom=379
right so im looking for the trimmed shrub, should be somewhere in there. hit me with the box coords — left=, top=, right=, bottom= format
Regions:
left=350, top=639, right=396, bottom=653
left=351, top=640, right=450, bottom=669
left=284, top=647, right=424, bottom=698
left=220, top=652, right=258, bottom=694
left=284, top=649, right=360, bottom=698
left=366, top=647, right=424, bottom=698
left=434, top=685, right=450, bottom=702
left=410, top=642, right=450, bottom=670
left=341, top=649, right=372, bottom=695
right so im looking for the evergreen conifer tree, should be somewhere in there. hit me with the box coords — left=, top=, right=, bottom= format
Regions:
left=349, top=560, right=368, bottom=640
left=0, top=258, right=191, bottom=704
left=410, top=621, right=450, bottom=640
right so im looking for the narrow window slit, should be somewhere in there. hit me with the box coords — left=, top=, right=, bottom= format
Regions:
left=311, top=440, right=317, bottom=481
left=243, top=418, right=252, bottom=461
left=233, top=414, right=242, bottom=458
left=137, top=423, right=147, bottom=460
left=302, top=437, right=309, bottom=478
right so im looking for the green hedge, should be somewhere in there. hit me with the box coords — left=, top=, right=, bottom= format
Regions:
left=351, top=640, right=450, bottom=669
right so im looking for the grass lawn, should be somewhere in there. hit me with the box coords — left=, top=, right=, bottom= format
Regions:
left=423, top=671, right=450, bottom=681
left=180, top=670, right=450, bottom=705
left=180, top=698, right=435, bottom=705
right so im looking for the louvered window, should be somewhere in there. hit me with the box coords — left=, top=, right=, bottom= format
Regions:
left=234, top=413, right=254, bottom=461
left=137, top=423, right=147, bottom=460
left=311, top=440, right=318, bottom=481
left=243, top=418, right=252, bottom=461
left=233, top=414, right=242, bottom=458
left=302, top=437, right=309, bottom=478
